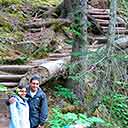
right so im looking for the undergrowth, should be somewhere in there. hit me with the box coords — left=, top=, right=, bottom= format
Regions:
left=48, top=108, right=107, bottom=128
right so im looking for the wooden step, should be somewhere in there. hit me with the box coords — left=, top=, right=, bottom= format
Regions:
left=88, top=35, right=107, bottom=43
left=101, top=26, right=128, bottom=34
left=48, top=53, right=70, bottom=58
left=88, top=10, right=108, bottom=15
left=89, top=8, right=110, bottom=12
left=91, top=14, right=110, bottom=19
left=98, top=20, right=126, bottom=27
left=0, top=74, right=24, bottom=82
left=0, top=65, right=33, bottom=74
left=0, top=82, right=18, bottom=87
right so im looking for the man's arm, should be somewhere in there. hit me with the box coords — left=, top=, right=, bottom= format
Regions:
left=39, top=93, right=48, bottom=127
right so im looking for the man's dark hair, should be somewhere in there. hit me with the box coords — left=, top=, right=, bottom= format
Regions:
left=30, top=75, right=41, bottom=83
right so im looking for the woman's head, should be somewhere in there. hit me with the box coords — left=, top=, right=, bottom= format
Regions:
left=16, top=85, right=27, bottom=98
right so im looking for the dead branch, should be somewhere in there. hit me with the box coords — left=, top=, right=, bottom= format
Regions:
left=23, top=18, right=71, bottom=29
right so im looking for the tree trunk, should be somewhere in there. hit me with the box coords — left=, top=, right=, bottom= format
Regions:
left=65, top=0, right=88, bottom=106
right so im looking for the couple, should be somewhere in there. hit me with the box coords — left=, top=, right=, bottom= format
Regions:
left=8, top=75, right=48, bottom=128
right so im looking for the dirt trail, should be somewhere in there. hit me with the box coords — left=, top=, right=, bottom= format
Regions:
left=0, top=94, right=9, bottom=128
left=0, top=113, right=9, bottom=128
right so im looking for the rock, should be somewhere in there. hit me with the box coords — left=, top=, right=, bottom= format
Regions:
left=89, top=0, right=109, bottom=9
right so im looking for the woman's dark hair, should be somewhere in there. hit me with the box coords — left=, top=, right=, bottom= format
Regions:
left=18, top=85, right=26, bottom=89
left=14, top=84, right=26, bottom=95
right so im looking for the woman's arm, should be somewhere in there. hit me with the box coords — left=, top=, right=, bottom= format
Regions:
left=9, top=100, right=20, bottom=128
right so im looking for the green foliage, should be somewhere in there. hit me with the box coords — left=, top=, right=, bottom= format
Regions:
left=103, top=93, right=128, bottom=128
left=53, top=84, right=79, bottom=104
left=12, top=55, right=30, bottom=64
left=31, top=45, right=52, bottom=58
left=0, top=16, right=13, bottom=32
left=0, top=84, right=7, bottom=92
left=0, top=31, right=24, bottom=42
left=114, top=81, right=128, bottom=89
left=0, top=0, right=22, bottom=5
left=0, top=84, right=16, bottom=96
left=0, top=0, right=61, bottom=6
left=118, top=0, right=128, bottom=17
left=0, top=55, right=30, bottom=65
left=111, top=54, right=128, bottom=62
left=30, top=0, right=62, bottom=7
left=48, top=108, right=106, bottom=128
left=64, top=1, right=128, bottom=128
left=0, top=8, right=25, bottom=42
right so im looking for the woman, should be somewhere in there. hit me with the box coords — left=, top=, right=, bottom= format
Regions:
left=9, top=85, right=30, bottom=128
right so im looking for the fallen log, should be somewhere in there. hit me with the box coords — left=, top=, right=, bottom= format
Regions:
left=19, top=58, right=70, bottom=87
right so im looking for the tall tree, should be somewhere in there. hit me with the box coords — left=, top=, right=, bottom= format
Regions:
left=65, top=0, right=88, bottom=105
left=106, top=0, right=117, bottom=81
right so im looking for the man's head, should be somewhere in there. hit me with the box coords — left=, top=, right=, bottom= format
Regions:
left=29, top=75, right=41, bottom=92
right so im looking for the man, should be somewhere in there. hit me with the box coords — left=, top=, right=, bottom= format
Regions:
left=9, top=75, right=48, bottom=128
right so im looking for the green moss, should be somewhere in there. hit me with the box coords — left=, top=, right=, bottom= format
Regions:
left=0, top=31, right=24, bottom=42
left=0, top=16, right=13, bottom=32
left=0, top=0, right=62, bottom=7
left=9, top=12, right=26, bottom=23
left=31, top=47, right=49, bottom=59
left=0, top=0, right=23, bottom=5
left=30, top=0, right=62, bottom=7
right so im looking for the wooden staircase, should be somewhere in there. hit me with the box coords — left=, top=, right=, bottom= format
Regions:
left=88, top=7, right=128, bottom=35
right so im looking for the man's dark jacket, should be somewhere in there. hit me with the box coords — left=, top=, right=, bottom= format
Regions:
left=26, top=87, right=48, bottom=128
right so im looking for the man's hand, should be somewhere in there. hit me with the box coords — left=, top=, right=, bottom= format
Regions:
left=8, top=97, right=16, bottom=104
left=37, top=125, right=44, bottom=128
